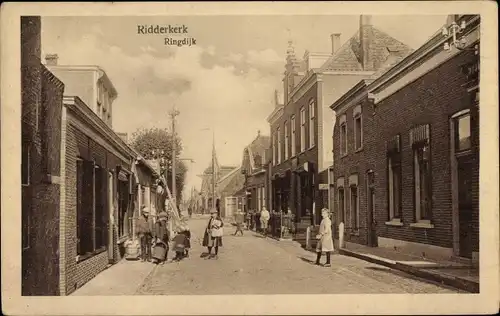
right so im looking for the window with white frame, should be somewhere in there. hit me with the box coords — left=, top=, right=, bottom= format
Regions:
left=284, top=121, right=289, bottom=160
left=387, top=135, right=402, bottom=221
left=339, top=115, right=347, bottom=156
left=349, top=175, right=359, bottom=230
left=291, top=116, right=296, bottom=156
left=411, top=124, right=432, bottom=222
left=454, top=111, right=472, bottom=152
left=309, top=99, right=315, bottom=148
left=277, top=127, right=282, bottom=164
left=300, top=107, right=306, bottom=152
left=353, top=105, right=363, bottom=150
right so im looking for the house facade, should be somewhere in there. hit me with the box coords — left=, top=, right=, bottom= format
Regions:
left=241, top=131, right=271, bottom=213
left=365, top=15, right=480, bottom=263
left=330, top=15, right=480, bottom=263
left=216, top=166, right=245, bottom=219
left=45, top=55, right=117, bottom=128
left=268, top=15, right=412, bottom=244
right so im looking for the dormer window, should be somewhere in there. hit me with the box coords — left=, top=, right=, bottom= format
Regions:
left=254, top=154, right=262, bottom=169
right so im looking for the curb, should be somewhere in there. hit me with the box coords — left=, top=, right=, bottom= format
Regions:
left=339, top=249, right=479, bottom=293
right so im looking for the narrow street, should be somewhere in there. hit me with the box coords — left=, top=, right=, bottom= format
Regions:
left=136, top=217, right=459, bottom=295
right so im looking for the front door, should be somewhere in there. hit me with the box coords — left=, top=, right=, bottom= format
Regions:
left=457, top=157, right=473, bottom=258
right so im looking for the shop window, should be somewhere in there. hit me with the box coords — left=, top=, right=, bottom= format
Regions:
left=77, top=159, right=108, bottom=258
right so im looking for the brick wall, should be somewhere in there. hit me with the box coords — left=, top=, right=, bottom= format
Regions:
left=332, top=96, right=371, bottom=246
left=63, top=123, right=119, bottom=295
left=364, top=49, right=479, bottom=251
left=22, top=16, right=65, bottom=296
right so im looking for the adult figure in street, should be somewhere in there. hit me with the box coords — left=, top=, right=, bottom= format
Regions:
left=315, top=208, right=334, bottom=267
left=137, top=205, right=154, bottom=262
left=233, top=210, right=245, bottom=236
left=152, top=211, right=170, bottom=264
left=202, top=209, right=224, bottom=259
left=260, top=207, right=270, bottom=237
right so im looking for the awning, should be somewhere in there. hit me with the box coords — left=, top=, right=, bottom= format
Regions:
left=118, top=170, right=129, bottom=181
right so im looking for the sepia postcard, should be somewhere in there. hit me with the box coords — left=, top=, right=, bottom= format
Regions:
left=1, top=1, right=498, bottom=315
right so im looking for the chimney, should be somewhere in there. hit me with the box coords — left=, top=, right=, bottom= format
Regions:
left=274, top=89, right=280, bottom=107
left=330, top=33, right=341, bottom=54
left=359, top=15, right=374, bottom=70
left=45, top=54, right=59, bottom=66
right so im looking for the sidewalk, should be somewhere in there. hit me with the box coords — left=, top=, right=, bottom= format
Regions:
left=339, top=242, right=479, bottom=293
left=71, top=259, right=156, bottom=295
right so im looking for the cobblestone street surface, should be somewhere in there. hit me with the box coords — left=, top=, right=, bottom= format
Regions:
left=136, top=218, right=459, bottom=295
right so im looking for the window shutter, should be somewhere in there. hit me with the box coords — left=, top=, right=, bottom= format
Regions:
left=386, top=135, right=401, bottom=154
left=410, top=124, right=430, bottom=146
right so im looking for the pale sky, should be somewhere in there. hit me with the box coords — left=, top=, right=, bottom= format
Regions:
left=41, top=15, right=447, bottom=196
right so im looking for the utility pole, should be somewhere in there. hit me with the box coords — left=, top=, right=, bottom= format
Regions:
left=212, top=129, right=216, bottom=210
left=170, top=106, right=180, bottom=207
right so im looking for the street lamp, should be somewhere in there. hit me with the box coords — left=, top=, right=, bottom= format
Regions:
left=442, top=19, right=478, bottom=54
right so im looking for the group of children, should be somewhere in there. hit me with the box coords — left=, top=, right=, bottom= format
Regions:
left=151, top=214, right=192, bottom=265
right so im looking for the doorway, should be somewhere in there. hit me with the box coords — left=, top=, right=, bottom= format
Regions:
left=366, top=171, right=377, bottom=247
left=457, top=158, right=473, bottom=258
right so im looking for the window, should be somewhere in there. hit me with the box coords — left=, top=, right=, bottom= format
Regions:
left=118, top=178, right=130, bottom=238
left=340, top=123, right=347, bottom=156
left=77, top=159, right=108, bottom=258
left=291, top=116, right=296, bottom=156
left=277, top=127, right=282, bottom=164
left=350, top=184, right=359, bottom=230
left=272, top=132, right=277, bottom=166
left=454, top=113, right=471, bottom=152
left=338, top=187, right=345, bottom=224
left=284, top=121, right=289, bottom=160
left=257, top=186, right=261, bottom=211
left=300, top=107, right=306, bottom=152
left=22, top=142, right=30, bottom=186
left=309, top=99, right=315, bottom=148
left=387, top=135, right=402, bottom=220
left=411, top=125, right=431, bottom=222
left=262, top=186, right=266, bottom=210
left=354, top=106, right=363, bottom=150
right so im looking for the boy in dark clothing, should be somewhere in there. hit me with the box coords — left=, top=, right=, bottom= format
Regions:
left=136, top=206, right=154, bottom=262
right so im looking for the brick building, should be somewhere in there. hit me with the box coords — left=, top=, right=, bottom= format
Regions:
left=21, top=16, right=66, bottom=296
left=332, top=15, right=480, bottom=263
left=268, top=15, right=412, bottom=245
left=241, top=130, right=271, bottom=213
